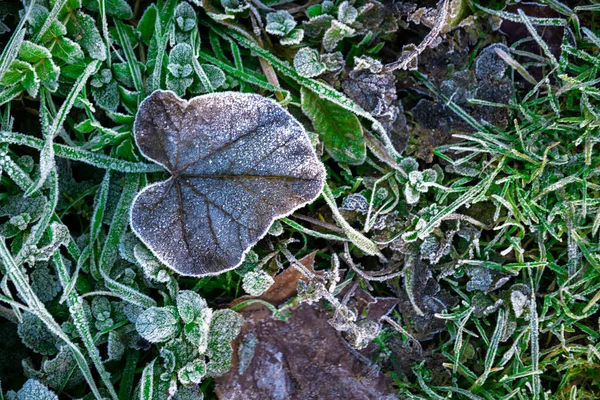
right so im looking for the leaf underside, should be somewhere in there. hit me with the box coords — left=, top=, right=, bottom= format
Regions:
left=131, top=90, right=325, bottom=276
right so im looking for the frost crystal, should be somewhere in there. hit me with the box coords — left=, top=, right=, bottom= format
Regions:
left=242, top=270, right=275, bottom=296
left=130, top=90, right=325, bottom=277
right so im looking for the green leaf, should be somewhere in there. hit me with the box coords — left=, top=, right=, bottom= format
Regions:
left=137, top=4, right=159, bottom=44
left=50, top=36, right=84, bottom=64
left=301, top=87, right=365, bottom=164
left=135, top=306, right=181, bottom=343
left=266, top=11, right=296, bottom=36
left=206, top=309, right=243, bottom=377
left=91, top=69, right=120, bottom=112
left=18, top=41, right=60, bottom=92
left=83, top=0, right=133, bottom=19
left=323, top=20, right=355, bottom=52
left=177, top=291, right=207, bottom=324
left=293, top=47, right=325, bottom=78
left=1, top=60, right=39, bottom=97
left=65, top=12, right=107, bottom=61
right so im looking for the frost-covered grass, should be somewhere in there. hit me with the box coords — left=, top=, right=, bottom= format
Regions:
left=0, top=0, right=600, bottom=399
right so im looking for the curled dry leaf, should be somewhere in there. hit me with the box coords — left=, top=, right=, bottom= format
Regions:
left=131, top=90, right=326, bottom=276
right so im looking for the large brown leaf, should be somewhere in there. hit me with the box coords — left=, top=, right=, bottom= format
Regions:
left=131, top=90, right=325, bottom=276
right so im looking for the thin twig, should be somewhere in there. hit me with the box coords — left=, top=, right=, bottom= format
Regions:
left=293, top=214, right=346, bottom=234
left=341, top=243, right=403, bottom=282
left=381, top=315, right=423, bottom=355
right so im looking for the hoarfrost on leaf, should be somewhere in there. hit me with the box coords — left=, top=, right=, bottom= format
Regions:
left=177, top=290, right=208, bottom=324
left=43, top=346, right=84, bottom=390
left=293, top=47, right=326, bottom=78
left=177, top=359, right=207, bottom=385
left=136, top=306, right=181, bottom=343
left=130, top=90, right=325, bottom=277
left=242, top=270, right=275, bottom=296
left=323, top=20, right=355, bottom=52
left=337, top=1, right=358, bottom=25
left=13, top=379, right=58, bottom=400
left=18, top=312, right=59, bottom=356
left=265, top=11, right=297, bottom=36
left=206, top=309, right=243, bottom=376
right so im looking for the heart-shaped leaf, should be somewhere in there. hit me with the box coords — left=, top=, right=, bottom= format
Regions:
left=131, top=90, right=325, bottom=277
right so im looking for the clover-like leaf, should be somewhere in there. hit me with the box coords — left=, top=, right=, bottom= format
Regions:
left=131, top=90, right=325, bottom=277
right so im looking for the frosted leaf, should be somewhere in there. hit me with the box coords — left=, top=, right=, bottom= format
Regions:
left=184, top=309, right=213, bottom=353
left=130, top=90, right=325, bottom=277
left=107, top=330, right=126, bottom=361
left=136, top=306, right=181, bottom=343
left=175, top=2, right=197, bottom=32
left=9, top=214, right=31, bottom=231
left=404, top=185, right=421, bottom=205
left=265, top=11, right=296, bottom=36
left=0, top=195, right=47, bottom=225
left=18, top=312, right=59, bottom=356
left=91, top=69, right=119, bottom=112
left=242, top=270, right=274, bottom=296
left=475, top=43, right=510, bottom=81
left=177, top=359, right=207, bottom=385
left=220, top=0, right=248, bottom=13
left=510, top=284, right=531, bottom=318
left=43, top=346, right=84, bottom=390
left=177, top=291, right=208, bottom=324
left=267, top=220, right=283, bottom=236
left=353, top=55, right=383, bottom=74
left=321, top=52, right=344, bottom=72
left=293, top=47, right=326, bottom=78
left=174, top=384, right=204, bottom=400
left=399, top=157, right=419, bottom=174
left=91, top=296, right=112, bottom=322
left=65, top=11, right=106, bottom=61
left=337, top=1, right=358, bottom=25
left=421, top=169, right=437, bottom=184
left=323, top=20, right=355, bottom=52
left=206, top=309, right=243, bottom=376
left=340, top=193, right=370, bottom=213
left=31, top=262, right=61, bottom=303
left=408, top=171, right=422, bottom=186
left=167, top=44, right=194, bottom=96
left=13, top=379, right=58, bottom=400
left=189, top=65, right=226, bottom=94
left=281, top=29, right=304, bottom=46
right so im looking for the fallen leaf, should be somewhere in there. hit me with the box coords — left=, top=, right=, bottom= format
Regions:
left=131, top=90, right=325, bottom=277
left=215, top=304, right=398, bottom=400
